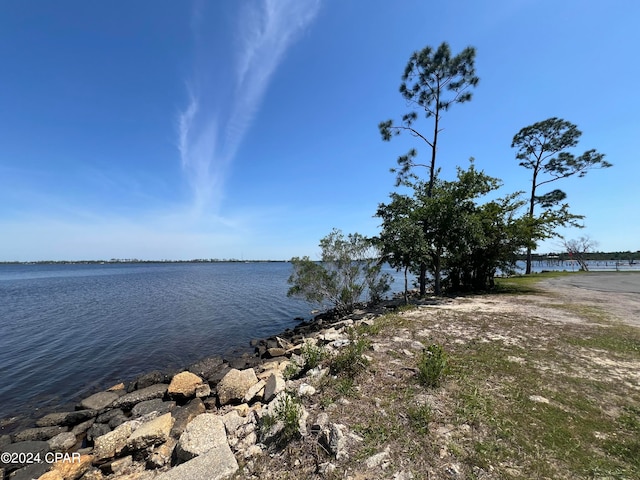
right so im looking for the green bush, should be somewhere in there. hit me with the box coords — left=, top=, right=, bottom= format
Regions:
left=301, top=342, right=326, bottom=370
left=260, top=393, right=303, bottom=443
left=417, top=343, right=448, bottom=387
left=407, top=403, right=432, bottom=435
left=330, top=328, right=370, bottom=377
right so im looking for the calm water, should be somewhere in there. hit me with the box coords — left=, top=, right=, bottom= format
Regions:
left=0, top=262, right=323, bottom=422
left=1, top=260, right=636, bottom=424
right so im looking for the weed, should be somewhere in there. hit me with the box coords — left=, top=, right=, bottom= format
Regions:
left=335, top=377, right=357, bottom=397
left=330, top=328, right=370, bottom=377
left=417, top=343, right=448, bottom=387
left=283, top=361, right=301, bottom=380
left=406, top=403, right=431, bottom=435
left=260, top=393, right=303, bottom=444
left=300, top=342, right=326, bottom=370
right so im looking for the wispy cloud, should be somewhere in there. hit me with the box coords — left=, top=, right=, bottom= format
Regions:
left=178, top=0, right=321, bottom=215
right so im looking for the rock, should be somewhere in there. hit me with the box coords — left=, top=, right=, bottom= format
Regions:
left=365, top=446, right=390, bottom=469
left=0, top=434, right=12, bottom=447
left=80, top=391, right=120, bottom=411
left=48, top=432, right=77, bottom=451
left=108, top=411, right=129, bottom=429
left=47, top=454, right=93, bottom=480
left=105, top=455, right=133, bottom=476
left=221, top=410, right=247, bottom=437
left=133, top=370, right=172, bottom=390
left=93, top=423, right=134, bottom=460
left=168, top=371, right=205, bottom=400
left=131, top=398, right=175, bottom=418
left=311, top=412, right=329, bottom=434
left=9, top=463, right=49, bottom=480
left=127, top=412, right=174, bottom=451
left=320, top=423, right=348, bottom=460
left=0, top=441, right=49, bottom=470
left=79, top=468, right=104, bottom=480
left=263, top=373, right=285, bottom=402
left=12, top=426, right=66, bottom=442
left=170, top=398, right=206, bottom=439
left=216, top=368, right=259, bottom=405
left=155, top=445, right=238, bottom=480
left=207, top=365, right=231, bottom=385
left=36, top=410, right=96, bottom=427
left=95, top=408, right=124, bottom=424
left=243, top=380, right=266, bottom=403
left=175, top=413, right=228, bottom=462
left=195, top=383, right=211, bottom=398
left=298, top=383, right=316, bottom=397
left=188, top=356, right=224, bottom=380
left=529, top=395, right=550, bottom=404
left=71, top=418, right=95, bottom=436
left=112, top=384, right=168, bottom=410
left=266, top=347, right=286, bottom=358
left=86, top=423, right=111, bottom=442
left=147, top=438, right=177, bottom=469
left=37, top=470, right=64, bottom=480
left=107, top=382, right=126, bottom=391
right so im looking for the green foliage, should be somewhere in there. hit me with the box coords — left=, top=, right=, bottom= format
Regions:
left=287, top=229, right=391, bottom=314
left=282, top=361, right=301, bottom=380
left=261, top=393, right=303, bottom=443
left=300, top=342, right=326, bottom=370
left=511, top=117, right=611, bottom=273
left=417, top=343, right=448, bottom=388
left=377, top=161, right=535, bottom=292
left=407, top=403, right=432, bottom=435
left=330, top=328, right=371, bottom=377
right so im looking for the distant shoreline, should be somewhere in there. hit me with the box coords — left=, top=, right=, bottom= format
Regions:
left=0, top=259, right=290, bottom=265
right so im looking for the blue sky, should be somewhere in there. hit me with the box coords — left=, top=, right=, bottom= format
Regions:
left=1, top=0, right=638, bottom=261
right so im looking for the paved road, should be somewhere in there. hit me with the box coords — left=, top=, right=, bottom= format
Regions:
left=545, top=272, right=640, bottom=294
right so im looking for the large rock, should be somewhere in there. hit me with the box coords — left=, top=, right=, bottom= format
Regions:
left=175, top=413, right=228, bottom=462
left=0, top=441, right=49, bottom=470
left=216, top=368, right=258, bottom=405
left=170, top=398, right=206, bottom=439
left=86, top=423, right=111, bottom=442
left=132, top=370, right=172, bottom=391
left=80, top=391, right=121, bottom=411
left=36, top=410, right=96, bottom=427
left=47, top=454, right=93, bottom=480
left=127, top=412, right=174, bottom=451
left=131, top=399, right=175, bottom=418
left=167, top=371, right=205, bottom=400
left=263, top=373, right=285, bottom=402
left=188, top=356, right=224, bottom=381
left=12, top=426, right=66, bottom=442
left=111, top=384, right=168, bottom=410
left=93, top=423, right=134, bottom=460
left=155, top=445, right=238, bottom=480
left=48, top=431, right=77, bottom=451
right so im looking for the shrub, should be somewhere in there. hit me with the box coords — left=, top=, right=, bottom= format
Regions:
left=330, top=328, right=370, bottom=377
left=417, top=343, right=448, bottom=387
left=301, top=342, right=326, bottom=370
left=260, top=393, right=303, bottom=444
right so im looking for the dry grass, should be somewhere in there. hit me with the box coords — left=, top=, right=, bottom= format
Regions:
left=235, top=275, right=640, bottom=479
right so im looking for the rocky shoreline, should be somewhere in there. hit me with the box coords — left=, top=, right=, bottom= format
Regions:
left=0, top=300, right=402, bottom=480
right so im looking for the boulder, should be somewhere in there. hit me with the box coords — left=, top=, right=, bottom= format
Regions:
left=86, top=423, right=111, bottom=442
left=0, top=441, right=49, bottom=470
left=188, top=356, right=224, bottom=380
left=36, top=410, right=96, bottom=427
left=320, top=423, right=349, bottom=460
left=12, top=426, right=66, bottom=442
left=170, top=398, right=206, bottom=439
left=80, top=391, right=120, bottom=411
left=112, top=384, right=168, bottom=410
left=96, top=408, right=124, bottom=424
left=167, top=371, right=205, bottom=400
left=155, top=445, right=238, bottom=480
left=243, top=379, right=266, bottom=403
left=147, top=438, right=177, bottom=469
left=263, top=373, right=285, bottom=402
left=175, top=413, right=228, bottom=462
left=47, top=454, right=93, bottom=480
left=131, top=399, right=175, bottom=418
left=8, top=463, right=50, bottom=480
left=132, top=370, right=172, bottom=391
left=127, top=412, right=174, bottom=451
left=71, top=418, right=95, bottom=436
left=216, top=368, right=258, bottom=405
left=48, top=431, right=77, bottom=451
left=93, top=423, right=134, bottom=460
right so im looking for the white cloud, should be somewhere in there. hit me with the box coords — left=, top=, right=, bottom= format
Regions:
left=178, top=0, right=321, bottom=216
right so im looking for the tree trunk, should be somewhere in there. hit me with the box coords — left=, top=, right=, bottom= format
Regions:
left=419, top=263, right=427, bottom=296
left=404, top=265, right=409, bottom=304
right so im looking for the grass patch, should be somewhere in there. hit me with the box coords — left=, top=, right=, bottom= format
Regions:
left=417, top=343, right=449, bottom=388
left=494, top=270, right=576, bottom=294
